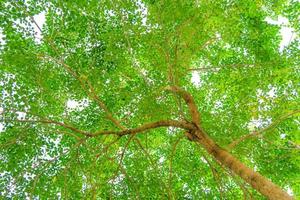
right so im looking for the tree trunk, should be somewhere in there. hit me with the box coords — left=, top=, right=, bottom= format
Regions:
left=194, top=128, right=293, bottom=200
left=165, top=86, right=292, bottom=199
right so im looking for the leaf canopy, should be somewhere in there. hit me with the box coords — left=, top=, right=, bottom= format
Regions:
left=0, top=0, right=299, bottom=199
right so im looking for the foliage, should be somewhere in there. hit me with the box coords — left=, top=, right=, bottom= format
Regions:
left=0, top=0, right=299, bottom=199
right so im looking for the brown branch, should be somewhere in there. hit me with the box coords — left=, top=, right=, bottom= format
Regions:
left=134, top=138, right=171, bottom=199
left=168, top=135, right=185, bottom=197
left=165, top=87, right=293, bottom=199
left=94, top=136, right=121, bottom=158
left=25, top=0, right=124, bottom=131
left=228, top=110, right=300, bottom=150
left=2, top=118, right=92, bottom=137
left=202, top=155, right=224, bottom=200
left=107, top=156, right=141, bottom=200
left=86, top=80, right=125, bottom=130
left=38, top=54, right=125, bottom=130
left=92, top=120, right=195, bottom=137
left=165, top=86, right=200, bottom=126
left=55, top=130, right=82, bottom=141
left=3, top=118, right=196, bottom=151
left=116, top=134, right=135, bottom=173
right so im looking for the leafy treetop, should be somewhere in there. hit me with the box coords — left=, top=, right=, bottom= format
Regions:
left=0, top=0, right=299, bottom=199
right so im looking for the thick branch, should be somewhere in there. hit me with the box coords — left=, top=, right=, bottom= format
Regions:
left=190, top=128, right=294, bottom=200
left=3, top=118, right=195, bottom=138
left=92, top=120, right=195, bottom=137
left=165, top=86, right=200, bottom=126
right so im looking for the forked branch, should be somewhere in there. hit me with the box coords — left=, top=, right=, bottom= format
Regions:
left=165, top=85, right=201, bottom=126
left=2, top=118, right=195, bottom=138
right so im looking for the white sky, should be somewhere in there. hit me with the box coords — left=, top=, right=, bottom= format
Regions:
left=32, top=12, right=46, bottom=43
left=191, top=71, right=202, bottom=87
left=66, top=98, right=89, bottom=111
left=264, top=16, right=296, bottom=52
left=191, top=16, right=297, bottom=87
left=0, top=28, right=4, bottom=46
left=0, top=107, right=3, bottom=132
left=0, top=12, right=296, bottom=53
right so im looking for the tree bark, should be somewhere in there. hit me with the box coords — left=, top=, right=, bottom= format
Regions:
left=193, top=128, right=293, bottom=200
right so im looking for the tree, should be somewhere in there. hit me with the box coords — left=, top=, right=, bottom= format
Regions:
left=0, top=0, right=299, bottom=199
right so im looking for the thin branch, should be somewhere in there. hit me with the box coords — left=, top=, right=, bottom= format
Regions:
left=86, top=80, right=125, bottom=129
left=38, top=54, right=125, bottom=130
left=134, top=138, right=171, bottom=199
left=189, top=63, right=257, bottom=71
left=94, top=136, right=121, bottom=158
left=56, top=130, right=82, bottom=141
left=228, top=110, right=300, bottom=150
left=200, top=148, right=252, bottom=199
left=116, top=134, right=136, bottom=174
left=2, top=118, right=92, bottom=137
left=107, top=157, right=141, bottom=200
left=18, top=1, right=124, bottom=131
left=202, top=155, right=224, bottom=200
left=262, top=137, right=300, bottom=150
left=188, top=62, right=278, bottom=71
left=226, top=168, right=253, bottom=200
left=29, top=138, right=86, bottom=199
left=168, top=135, right=185, bottom=196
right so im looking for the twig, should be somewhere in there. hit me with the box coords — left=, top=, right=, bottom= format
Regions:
left=202, top=155, right=224, bottom=200
left=228, top=110, right=300, bottom=150
left=2, top=118, right=92, bottom=137
left=168, top=135, right=185, bottom=198
left=134, top=138, right=171, bottom=199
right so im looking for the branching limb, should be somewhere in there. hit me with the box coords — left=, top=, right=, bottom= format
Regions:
left=3, top=118, right=195, bottom=148
left=202, top=155, right=224, bottom=200
left=116, top=134, right=136, bottom=174
left=165, top=86, right=200, bottom=126
left=37, top=54, right=125, bottom=130
left=94, top=136, right=121, bottom=158
left=134, top=138, right=171, bottom=199
left=23, top=6, right=124, bottom=130
left=106, top=156, right=141, bottom=200
left=93, top=120, right=195, bottom=137
left=29, top=138, right=86, bottom=198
